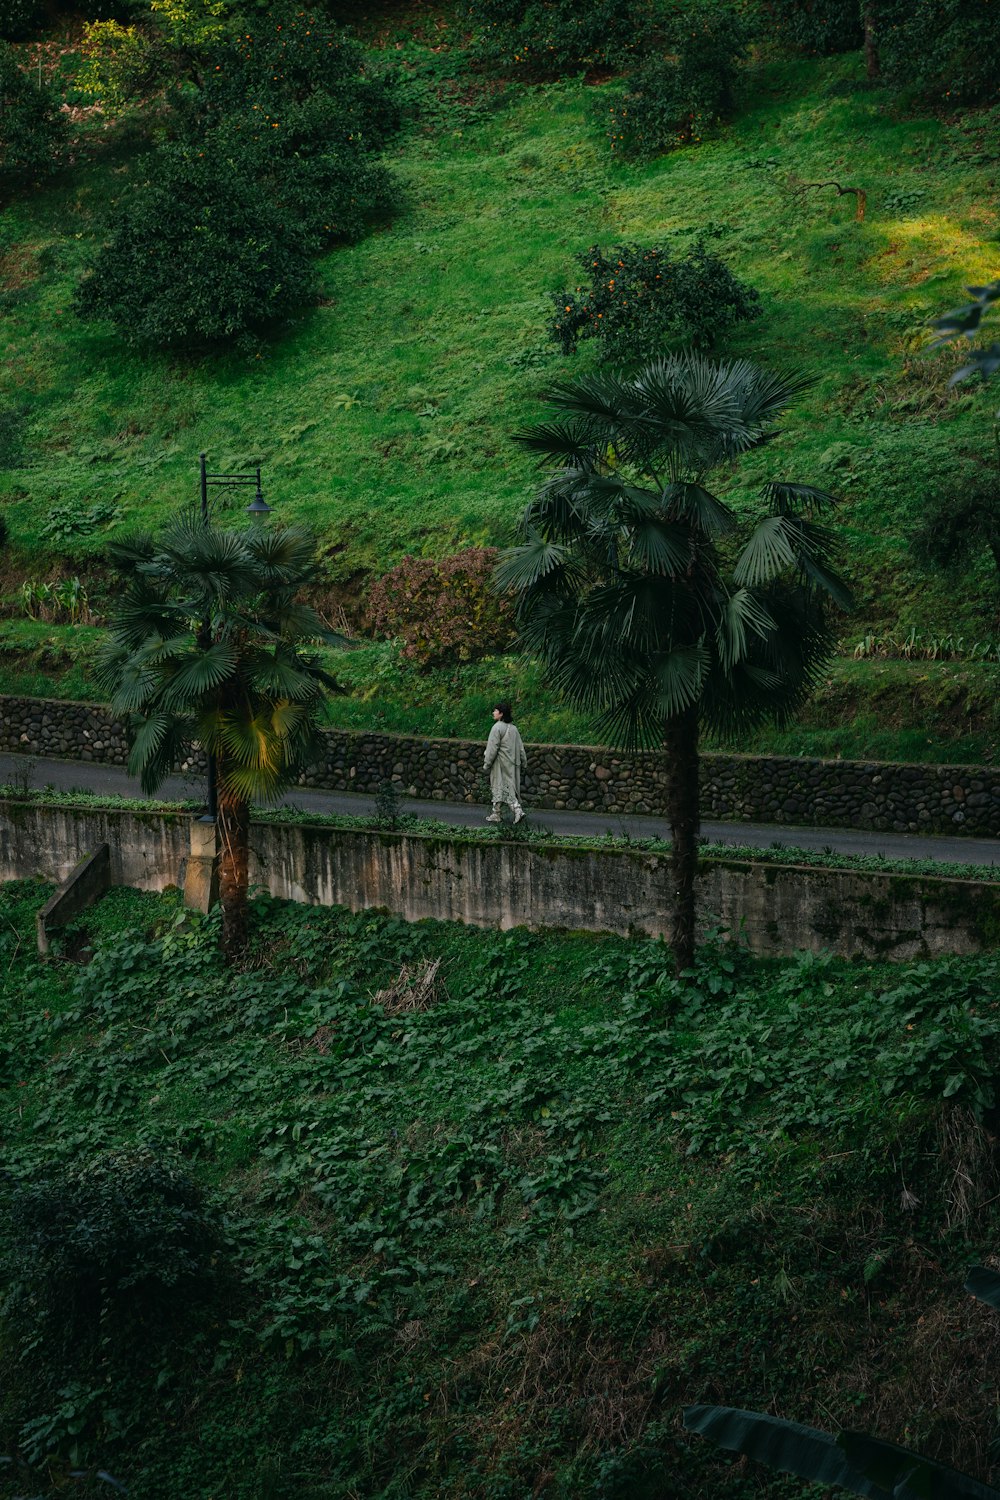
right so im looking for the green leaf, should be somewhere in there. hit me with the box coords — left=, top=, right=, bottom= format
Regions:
left=715, top=589, right=776, bottom=672
left=840, top=1431, right=1000, bottom=1500
left=965, top=1266, right=1000, bottom=1311
left=733, top=516, right=798, bottom=586
left=683, top=1406, right=891, bottom=1499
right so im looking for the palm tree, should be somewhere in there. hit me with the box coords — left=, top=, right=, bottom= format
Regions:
left=97, top=514, right=340, bottom=960
left=496, top=355, right=852, bottom=975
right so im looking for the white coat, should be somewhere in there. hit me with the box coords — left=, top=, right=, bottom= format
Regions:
left=484, top=721, right=527, bottom=807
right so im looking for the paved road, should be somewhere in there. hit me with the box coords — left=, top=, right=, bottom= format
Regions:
left=2, top=751, right=997, bottom=867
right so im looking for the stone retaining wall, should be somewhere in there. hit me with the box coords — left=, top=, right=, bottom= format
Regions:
left=1, top=799, right=997, bottom=960
left=1, top=693, right=997, bottom=837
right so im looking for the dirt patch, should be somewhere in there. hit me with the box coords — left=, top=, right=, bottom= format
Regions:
left=0, top=245, right=40, bottom=291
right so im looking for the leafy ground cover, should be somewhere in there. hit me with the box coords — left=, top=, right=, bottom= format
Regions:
left=1, top=883, right=1000, bottom=1496
left=1, top=33, right=999, bottom=636
left=1, top=619, right=997, bottom=765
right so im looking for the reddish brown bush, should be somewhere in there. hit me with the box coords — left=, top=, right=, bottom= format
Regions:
left=367, top=548, right=516, bottom=669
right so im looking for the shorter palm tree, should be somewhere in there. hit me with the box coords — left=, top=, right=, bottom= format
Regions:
left=497, top=354, right=852, bottom=974
left=97, top=514, right=340, bottom=959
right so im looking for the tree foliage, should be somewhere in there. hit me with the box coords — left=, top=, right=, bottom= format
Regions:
left=602, top=2, right=752, bottom=157
left=756, top=0, right=863, bottom=55
left=75, top=147, right=317, bottom=347
left=497, top=355, right=851, bottom=972
left=874, top=0, right=999, bottom=105
left=466, top=0, right=659, bottom=76
left=0, top=0, right=44, bottom=41
left=0, top=40, right=64, bottom=178
left=76, top=10, right=399, bottom=350
left=368, top=547, right=517, bottom=669
left=97, top=515, right=340, bottom=955
left=549, top=241, right=761, bottom=361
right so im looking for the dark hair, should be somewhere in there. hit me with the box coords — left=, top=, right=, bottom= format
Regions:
left=493, top=701, right=513, bottom=723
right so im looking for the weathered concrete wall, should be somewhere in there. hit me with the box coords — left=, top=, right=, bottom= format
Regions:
left=1, top=800, right=997, bottom=961
left=37, top=843, right=111, bottom=954
left=1, top=692, right=997, bottom=837
left=0, top=800, right=190, bottom=890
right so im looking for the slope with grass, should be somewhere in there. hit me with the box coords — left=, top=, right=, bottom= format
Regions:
left=2, top=619, right=997, bottom=764
left=1, top=883, right=999, bottom=1496
left=1, top=33, right=999, bottom=634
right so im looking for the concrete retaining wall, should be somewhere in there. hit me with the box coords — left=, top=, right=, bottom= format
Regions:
left=1, top=799, right=997, bottom=961
left=36, top=843, right=110, bottom=954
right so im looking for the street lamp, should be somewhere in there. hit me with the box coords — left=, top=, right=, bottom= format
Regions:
left=199, top=452, right=271, bottom=524
left=197, top=452, right=272, bottom=821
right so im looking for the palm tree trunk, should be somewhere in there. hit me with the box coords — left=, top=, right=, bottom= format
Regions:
left=663, top=705, right=700, bottom=976
left=217, top=786, right=250, bottom=961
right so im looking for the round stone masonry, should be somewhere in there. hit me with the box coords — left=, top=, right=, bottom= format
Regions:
left=0, top=694, right=997, bottom=838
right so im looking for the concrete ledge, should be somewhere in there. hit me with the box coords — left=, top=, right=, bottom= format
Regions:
left=1, top=800, right=997, bottom=961
left=36, top=842, right=111, bottom=954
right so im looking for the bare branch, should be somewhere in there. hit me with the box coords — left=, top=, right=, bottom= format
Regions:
left=787, top=174, right=867, bottom=221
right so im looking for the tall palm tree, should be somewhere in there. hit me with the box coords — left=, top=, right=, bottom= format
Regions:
left=496, top=355, right=852, bottom=975
left=97, top=514, right=340, bottom=959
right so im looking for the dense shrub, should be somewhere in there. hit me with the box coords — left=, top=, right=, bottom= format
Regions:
left=367, top=548, right=516, bottom=669
left=74, top=145, right=316, bottom=348
left=204, top=96, right=397, bottom=253
left=0, top=1146, right=220, bottom=1366
left=549, top=241, right=761, bottom=360
left=196, top=12, right=400, bottom=150
left=466, top=0, right=660, bottom=77
left=911, top=484, right=1000, bottom=591
left=0, top=0, right=43, bottom=40
left=78, top=18, right=166, bottom=112
left=0, top=41, right=64, bottom=176
left=602, top=3, right=751, bottom=157
left=875, top=0, right=998, bottom=105
left=76, top=10, right=400, bottom=349
left=756, top=0, right=862, bottom=56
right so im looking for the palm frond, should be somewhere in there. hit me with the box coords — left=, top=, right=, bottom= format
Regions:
left=763, top=480, right=840, bottom=516
left=513, top=419, right=601, bottom=468
left=158, top=643, right=239, bottom=708
left=218, top=761, right=286, bottom=804
left=218, top=710, right=282, bottom=773
left=494, top=535, right=577, bottom=593
left=627, top=519, right=691, bottom=576
left=652, top=643, right=710, bottom=720
left=798, top=553, right=855, bottom=611
left=126, top=713, right=185, bottom=793
left=244, top=653, right=324, bottom=703
left=728, top=363, right=815, bottom=440
left=245, top=522, right=320, bottom=582
left=714, top=589, right=776, bottom=672
left=105, top=531, right=158, bottom=571
left=733, top=515, right=799, bottom=586
left=665, top=481, right=738, bottom=536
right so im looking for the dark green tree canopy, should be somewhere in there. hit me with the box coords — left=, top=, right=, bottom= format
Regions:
left=97, top=514, right=340, bottom=804
left=497, top=355, right=852, bottom=750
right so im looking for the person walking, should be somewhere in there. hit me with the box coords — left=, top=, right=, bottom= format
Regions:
left=483, top=701, right=527, bottom=824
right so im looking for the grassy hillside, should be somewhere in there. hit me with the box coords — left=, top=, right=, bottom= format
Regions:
left=2, top=883, right=999, bottom=1496
left=2, top=618, right=998, bottom=764
left=2, top=31, right=1000, bottom=632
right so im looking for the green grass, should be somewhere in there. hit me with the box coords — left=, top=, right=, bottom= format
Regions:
left=2, top=617, right=997, bottom=763
left=2, top=883, right=1000, bottom=1496
left=2, top=40, right=1000, bottom=634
